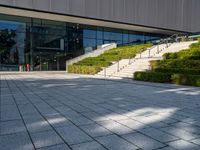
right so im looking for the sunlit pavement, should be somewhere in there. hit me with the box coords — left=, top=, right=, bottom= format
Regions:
left=1, top=72, right=200, bottom=150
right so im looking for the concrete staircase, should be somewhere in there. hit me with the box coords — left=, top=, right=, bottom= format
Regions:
left=96, top=41, right=197, bottom=78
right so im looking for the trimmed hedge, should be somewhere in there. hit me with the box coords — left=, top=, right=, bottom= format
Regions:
left=163, top=40, right=200, bottom=60
left=103, top=44, right=151, bottom=59
left=134, top=71, right=200, bottom=87
left=134, top=40, right=200, bottom=87
left=153, top=68, right=200, bottom=75
left=68, top=43, right=152, bottom=74
left=149, top=60, right=161, bottom=69
left=190, top=43, right=200, bottom=49
left=150, top=59, right=200, bottom=70
left=75, top=57, right=112, bottom=67
left=163, top=53, right=178, bottom=60
left=163, top=48, right=200, bottom=60
left=68, top=65, right=102, bottom=75
left=134, top=71, right=172, bottom=83
left=172, top=74, right=200, bottom=86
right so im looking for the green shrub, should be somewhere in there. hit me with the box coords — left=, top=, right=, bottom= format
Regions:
left=134, top=71, right=172, bottom=83
left=75, top=57, right=112, bottom=67
left=68, top=65, right=102, bottom=75
left=178, top=48, right=200, bottom=60
left=189, top=43, right=200, bottom=49
left=69, top=43, right=152, bottom=74
left=134, top=71, right=200, bottom=86
left=163, top=53, right=178, bottom=59
left=97, top=54, right=120, bottom=62
left=139, top=41, right=200, bottom=87
left=153, top=68, right=200, bottom=75
left=103, top=44, right=151, bottom=59
left=149, top=60, right=161, bottom=69
left=171, top=74, right=200, bottom=87
left=163, top=40, right=200, bottom=60
left=150, top=59, right=200, bottom=70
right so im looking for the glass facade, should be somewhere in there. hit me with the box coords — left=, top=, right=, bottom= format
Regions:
left=0, top=14, right=165, bottom=71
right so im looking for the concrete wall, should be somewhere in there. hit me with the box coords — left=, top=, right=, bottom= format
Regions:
left=0, top=0, right=200, bottom=33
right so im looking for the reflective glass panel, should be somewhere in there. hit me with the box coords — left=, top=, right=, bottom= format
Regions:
left=97, top=30, right=103, bottom=39
left=83, top=29, right=96, bottom=38
left=83, top=38, right=97, bottom=53
left=123, top=31, right=129, bottom=43
left=104, top=31, right=111, bottom=40
left=0, top=14, right=165, bottom=71
left=0, top=20, right=26, bottom=71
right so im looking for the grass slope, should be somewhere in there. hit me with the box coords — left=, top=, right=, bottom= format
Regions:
left=68, top=44, right=152, bottom=75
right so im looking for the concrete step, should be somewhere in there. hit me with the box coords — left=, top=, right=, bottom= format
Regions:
left=96, top=41, right=197, bottom=78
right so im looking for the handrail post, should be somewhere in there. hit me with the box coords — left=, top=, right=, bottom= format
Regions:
left=148, top=48, right=151, bottom=58
left=104, top=67, right=106, bottom=78
left=166, top=39, right=168, bottom=48
left=149, top=64, right=151, bottom=70
left=66, top=61, right=68, bottom=72
left=157, top=44, right=159, bottom=54
left=140, top=49, right=142, bottom=59
left=129, top=57, right=131, bottom=65
left=117, top=60, right=120, bottom=72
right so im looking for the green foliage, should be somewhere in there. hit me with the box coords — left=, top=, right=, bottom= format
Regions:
left=189, top=43, right=200, bottom=49
left=171, top=74, right=200, bottom=87
left=154, top=68, right=200, bottom=75
left=149, top=60, right=161, bottom=69
left=134, top=71, right=172, bottom=83
left=150, top=59, right=200, bottom=70
left=163, top=40, right=200, bottom=60
left=68, top=43, right=152, bottom=74
left=103, top=44, right=151, bottom=59
left=134, top=71, right=200, bottom=87
left=163, top=48, right=200, bottom=60
left=163, top=53, right=178, bottom=59
left=96, top=53, right=121, bottom=62
left=0, top=29, right=16, bottom=54
left=135, top=40, right=200, bottom=87
left=68, top=65, right=102, bottom=75
left=75, top=57, right=112, bottom=67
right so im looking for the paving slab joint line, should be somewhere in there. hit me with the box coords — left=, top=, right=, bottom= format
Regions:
left=4, top=75, right=37, bottom=150
left=6, top=75, right=74, bottom=150
left=15, top=76, right=110, bottom=150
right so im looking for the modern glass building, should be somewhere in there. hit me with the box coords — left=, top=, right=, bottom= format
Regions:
left=0, top=0, right=199, bottom=71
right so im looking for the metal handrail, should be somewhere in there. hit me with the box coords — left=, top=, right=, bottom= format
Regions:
left=108, top=34, right=181, bottom=77
left=66, top=43, right=117, bottom=71
left=102, top=33, right=198, bottom=77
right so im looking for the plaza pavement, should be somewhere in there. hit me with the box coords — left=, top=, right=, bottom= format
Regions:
left=1, top=72, right=200, bottom=150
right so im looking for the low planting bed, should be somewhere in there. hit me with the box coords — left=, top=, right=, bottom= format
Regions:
left=134, top=39, right=200, bottom=87
left=134, top=71, right=200, bottom=87
left=171, top=74, right=200, bottom=87
left=150, top=59, right=200, bottom=70
left=68, top=44, right=152, bottom=74
left=153, top=68, right=200, bottom=75
left=134, top=71, right=172, bottom=83
left=68, top=65, right=101, bottom=75
left=163, top=48, right=200, bottom=60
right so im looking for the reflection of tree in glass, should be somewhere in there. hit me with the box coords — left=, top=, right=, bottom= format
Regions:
left=0, top=29, right=16, bottom=54
left=0, top=29, right=16, bottom=63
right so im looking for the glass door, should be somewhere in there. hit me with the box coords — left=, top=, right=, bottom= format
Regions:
left=33, top=52, right=59, bottom=71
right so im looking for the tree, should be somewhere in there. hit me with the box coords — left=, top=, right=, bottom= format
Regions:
left=0, top=29, right=16, bottom=64
left=0, top=29, right=16, bottom=54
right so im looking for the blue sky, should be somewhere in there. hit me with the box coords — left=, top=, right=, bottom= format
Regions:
left=0, top=20, right=23, bottom=30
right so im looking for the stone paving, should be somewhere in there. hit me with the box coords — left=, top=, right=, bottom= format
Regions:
left=1, top=72, right=200, bottom=150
